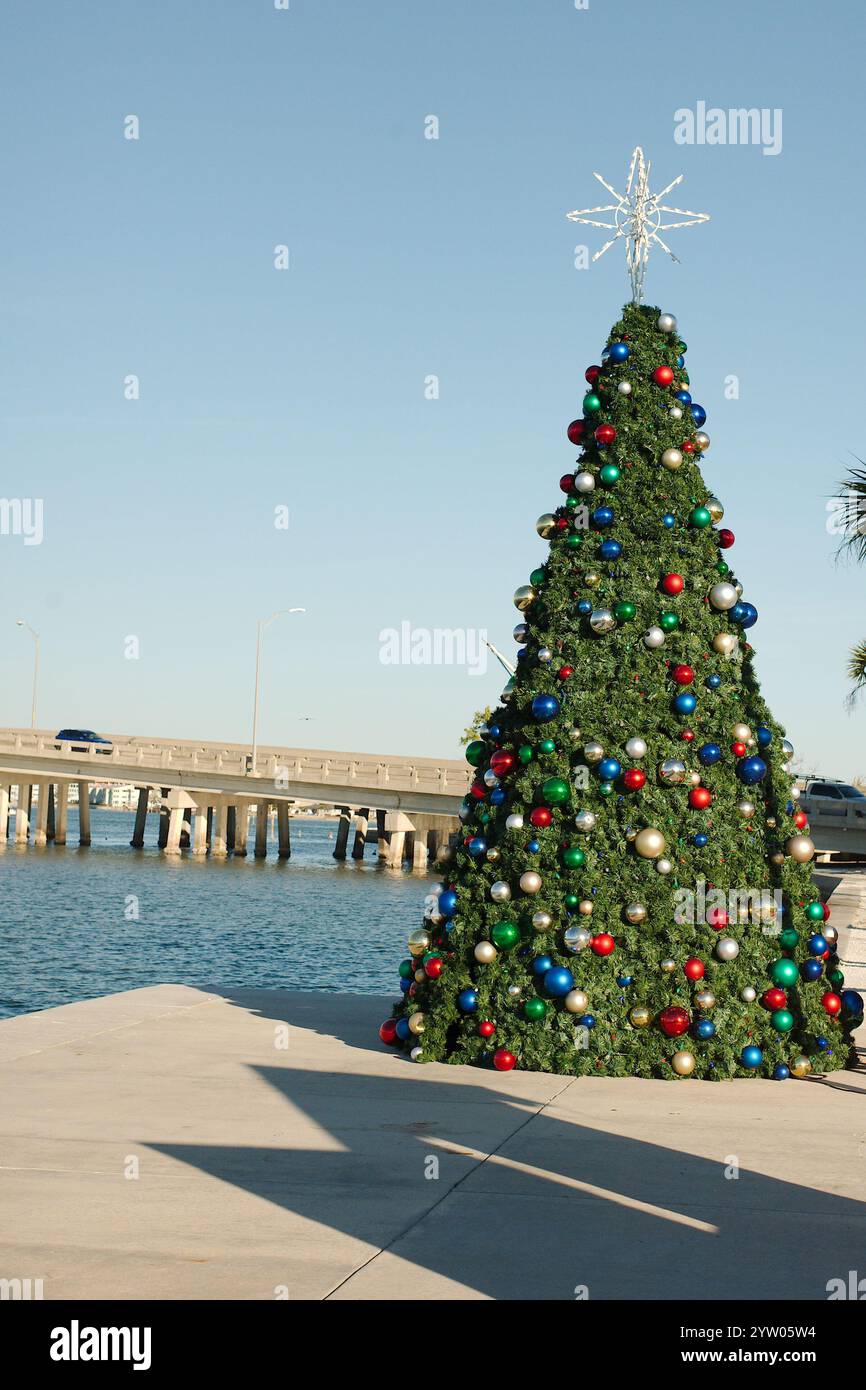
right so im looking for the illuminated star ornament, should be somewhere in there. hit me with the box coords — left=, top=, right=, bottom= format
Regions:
left=566, top=147, right=709, bottom=303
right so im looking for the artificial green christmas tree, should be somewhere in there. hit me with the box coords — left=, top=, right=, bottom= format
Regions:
left=379, top=153, right=863, bottom=1080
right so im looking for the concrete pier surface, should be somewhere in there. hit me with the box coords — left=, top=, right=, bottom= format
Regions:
left=1, top=978, right=866, bottom=1301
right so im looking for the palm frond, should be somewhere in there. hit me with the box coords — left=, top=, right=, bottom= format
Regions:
left=835, top=457, right=866, bottom=565
left=845, top=638, right=866, bottom=710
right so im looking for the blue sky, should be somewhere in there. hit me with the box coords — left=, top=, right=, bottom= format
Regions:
left=1, top=0, right=864, bottom=776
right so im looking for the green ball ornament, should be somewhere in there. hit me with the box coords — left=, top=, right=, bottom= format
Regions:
left=539, top=738, right=556, bottom=754
left=399, top=959, right=414, bottom=980
left=518, top=745, right=534, bottom=765
left=599, top=781, right=614, bottom=796
left=523, top=998, right=547, bottom=1021
left=804, top=902, right=825, bottom=922
left=599, top=463, right=621, bottom=486
left=779, top=927, right=799, bottom=950
left=564, top=892, right=580, bottom=909
left=491, top=921, right=520, bottom=951
left=562, top=846, right=586, bottom=870
left=566, top=495, right=580, bottom=511
left=541, top=777, right=570, bottom=805
left=479, top=810, right=491, bottom=825
left=659, top=611, right=679, bottom=632
left=582, top=392, right=601, bottom=413
left=689, top=506, right=712, bottom=529
left=465, top=740, right=485, bottom=767
left=829, top=968, right=845, bottom=989
left=716, top=561, right=729, bottom=575
left=678, top=341, right=688, bottom=352
left=530, top=567, right=546, bottom=587
left=771, top=1009, right=795, bottom=1034
left=565, top=533, right=584, bottom=550
left=614, top=601, right=636, bottom=622
left=769, top=958, right=799, bottom=987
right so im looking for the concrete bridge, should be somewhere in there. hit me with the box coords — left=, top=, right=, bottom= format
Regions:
left=0, top=728, right=469, bottom=870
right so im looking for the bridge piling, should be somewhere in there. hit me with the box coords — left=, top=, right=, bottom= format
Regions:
left=191, top=805, right=209, bottom=856
left=33, top=781, right=50, bottom=847
left=15, top=786, right=30, bottom=844
left=46, top=784, right=55, bottom=842
left=351, top=808, right=370, bottom=860
left=78, top=783, right=91, bottom=846
left=131, top=788, right=148, bottom=848
left=0, top=787, right=9, bottom=841
left=254, top=800, right=269, bottom=858
left=211, top=800, right=229, bottom=858
left=233, top=803, right=250, bottom=856
left=55, top=783, right=69, bottom=846
left=277, top=802, right=291, bottom=859
left=333, top=807, right=351, bottom=861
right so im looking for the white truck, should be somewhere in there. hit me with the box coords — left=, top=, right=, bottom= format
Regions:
left=798, top=778, right=866, bottom=855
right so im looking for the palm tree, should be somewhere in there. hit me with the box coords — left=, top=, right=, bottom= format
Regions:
left=837, top=458, right=866, bottom=703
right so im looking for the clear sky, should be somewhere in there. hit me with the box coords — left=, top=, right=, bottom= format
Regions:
left=1, top=0, right=865, bottom=776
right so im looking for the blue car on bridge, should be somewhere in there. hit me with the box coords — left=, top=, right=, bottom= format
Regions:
left=54, top=729, right=113, bottom=754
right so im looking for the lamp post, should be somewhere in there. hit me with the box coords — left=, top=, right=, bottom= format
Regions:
left=16, top=619, right=40, bottom=729
left=250, top=608, right=305, bottom=775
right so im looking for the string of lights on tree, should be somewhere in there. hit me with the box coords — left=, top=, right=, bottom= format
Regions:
left=378, top=150, right=863, bottom=1079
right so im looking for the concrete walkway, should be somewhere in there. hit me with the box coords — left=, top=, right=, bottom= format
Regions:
left=1, top=980, right=865, bottom=1301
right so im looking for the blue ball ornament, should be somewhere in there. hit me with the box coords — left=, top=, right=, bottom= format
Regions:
left=674, top=390, right=692, bottom=405
left=608, top=341, right=630, bottom=362
left=706, top=674, right=721, bottom=690
left=738, top=602, right=758, bottom=629
left=591, top=505, right=614, bottom=529
left=577, top=599, right=592, bottom=615
left=674, top=691, right=697, bottom=715
left=662, top=513, right=676, bottom=528
left=598, top=757, right=622, bottom=782
left=676, top=355, right=684, bottom=369
left=579, top=1014, right=597, bottom=1029
left=817, top=1036, right=829, bottom=1049
left=395, top=1017, right=411, bottom=1041
left=695, top=1019, right=716, bottom=1040
left=756, top=725, right=772, bottom=747
left=698, top=742, right=722, bottom=766
left=467, top=836, right=487, bottom=858
left=532, top=955, right=553, bottom=977
left=399, top=978, right=412, bottom=994
left=842, top=989, right=864, bottom=1018
left=616, top=974, right=633, bottom=987
left=801, top=959, right=823, bottom=982
left=531, top=694, right=560, bottom=722
left=807, top=933, right=828, bottom=956
left=599, top=539, right=622, bottom=560
left=741, top=1045, right=763, bottom=1070
left=737, top=756, right=768, bottom=785
left=488, top=724, right=501, bottom=739
left=490, top=788, right=505, bottom=806
left=690, top=403, right=707, bottom=427
left=438, top=889, right=458, bottom=917
left=527, top=839, right=540, bottom=853
left=773, top=1064, right=790, bottom=1081
left=730, top=603, right=746, bottom=624
left=692, top=832, right=709, bottom=847
left=544, top=966, right=575, bottom=997
left=457, top=988, right=478, bottom=1014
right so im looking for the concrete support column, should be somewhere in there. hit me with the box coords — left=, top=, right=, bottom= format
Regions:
left=226, top=805, right=237, bottom=855
left=15, top=786, right=31, bottom=844
left=276, top=802, right=291, bottom=859
left=386, top=830, right=406, bottom=869
left=46, top=785, right=56, bottom=842
left=55, top=784, right=69, bottom=846
left=0, top=787, right=9, bottom=842
left=333, top=807, right=351, bottom=861
left=164, top=806, right=184, bottom=855
left=157, top=789, right=170, bottom=849
left=255, top=800, right=269, bottom=858
left=375, top=809, right=390, bottom=860
left=351, top=807, right=369, bottom=860
left=34, top=781, right=50, bottom=847
left=192, top=806, right=209, bottom=856
left=131, top=787, right=148, bottom=848
left=413, top=834, right=429, bottom=872
left=78, top=783, right=91, bottom=846
left=211, top=800, right=229, bottom=859
left=233, top=803, right=250, bottom=856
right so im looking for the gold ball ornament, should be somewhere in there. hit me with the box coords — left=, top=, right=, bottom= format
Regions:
left=532, top=909, right=553, bottom=933
left=578, top=899, right=594, bottom=916
left=564, top=989, right=589, bottom=1015
left=713, top=632, right=738, bottom=656
left=672, top=1051, right=696, bottom=1076
left=583, top=570, right=602, bottom=589
left=535, top=512, right=557, bottom=538
left=732, top=722, right=751, bottom=742
left=695, top=431, right=710, bottom=451
left=661, top=447, right=684, bottom=470
left=786, top=834, right=815, bottom=864
left=414, top=968, right=425, bottom=983
left=624, top=902, right=647, bottom=924
left=694, top=989, right=716, bottom=1010
left=660, top=957, right=677, bottom=973
left=737, top=800, right=756, bottom=819
left=486, top=846, right=500, bottom=863
left=769, top=851, right=785, bottom=866
left=474, top=941, right=498, bottom=964
left=634, top=827, right=666, bottom=859
left=629, top=1005, right=652, bottom=1027
left=408, top=929, right=431, bottom=956
left=513, top=584, right=536, bottom=611
left=790, top=1055, right=812, bottom=1078
left=583, top=741, right=605, bottom=764
left=707, top=496, right=724, bottom=523
left=519, top=870, right=543, bottom=895
left=408, top=1011, right=425, bottom=1035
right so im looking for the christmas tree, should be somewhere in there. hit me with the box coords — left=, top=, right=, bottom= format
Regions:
left=379, top=153, right=863, bottom=1080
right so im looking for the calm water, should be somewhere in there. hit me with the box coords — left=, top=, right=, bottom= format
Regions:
left=0, top=811, right=431, bottom=1018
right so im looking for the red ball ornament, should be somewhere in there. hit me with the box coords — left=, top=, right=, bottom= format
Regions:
left=731, top=741, right=747, bottom=758
left=490, top=750, right=515, bottom=778
left=707, top=906, right=728, bottom=930
left=623, top=768, right=646, bottom=791
left=595, top=423, right=616, bottom=445
left=717, top=528, right=735, bottom=549
left=689, top=786, right=712, bottom=810
left=591, top=933, right=615, bottom=956
left=659, top=1005, right=690, bottom=1037
left=378, top=1019, right=399, bottom=1046
left=684, top=957, right=705, bottom=981
left=762, top=987, right=787, bottom=1010
left=661, top=572, right=685, bottom=596
left=585, top=365, right=601, bottom=384
left=671, top=663, right=695, bottom=686
left=682, top=440, right=696, bottom=454
left=680, top=729, right=695, bottom=743
left=469, top=781, right=487, bottom=800
left=425, top=957, right=443, bottom=979
left=794, top=811, right=808, bottom=829
left=559, top=473, right=575, bottom=493
left=822, top=902, right=831, bottom=922
left=478, top=1020, right=496, bottom=1039
left=493, top=1047, right=516, bottom=1071
left=529, top=806, right=552, bottom=828
left=556, top=516, right=570, bottom=531
left=567, top=419, right=585, bottom=445
left=822, top=992, right=842, bottom=1016
left=557, top=665, right=574, bottom=681
left=652, top=365, right=674, bottom=387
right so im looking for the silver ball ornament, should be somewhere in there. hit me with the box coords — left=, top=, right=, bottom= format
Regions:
left=410, top=1046, right=424, bottom=1062
left=583, top=742, right=605, bottom=765
left=737, top=800, right=755, bottom=819
left=624, top=902, right=647, bottom=924
left=715, top=937, right=740, bottom=962
left=657, top=312, right=678, bottom=333
left=659, top=758, right=687, bottom=785
left=574, top=470, right=596, bottom=494
left=505, top=813, right=524, bottom=830
left=661, top=448, right=683, bottom=471
left=535, top=513, right=557, bottom=538
left=590, top=607, right=616, bottom=634
left=408, top=1011, right=425, bottom=1035
left=474, top=941, right=497, bottom=964
left=490, top=880, right=512, bottom=903
left=625, top=736, right=648, bottom=759
left=655, top=857, right=673, bottom=875
left=532, top=909, right=553, bottom=933
left=695, top=431, right=710, bottom=451
left=537, top=646, right=553, bottom=663
left=732, top=723, right=751, bottom=742
left=709, top=582, right=738, bottom=611
left=564, top=925, right=592, bottom=953
left=707, top=497, right=724, bottom=523
left=785, top=834, right=815, bottom=864
left=643, top=625, right=665, bottom=649
left=617, top=380, right=632, bottom=396
left=669, top=405, right=684, bottom=421
left=513, top=622, right=528, bottom=643
left=660, top=957, right=677, bottom=974
left=519, top=870, right=543, bottom=895
left=574, top=809, right=597, bottom=833
left=741, top=986, right=757, bottom=1003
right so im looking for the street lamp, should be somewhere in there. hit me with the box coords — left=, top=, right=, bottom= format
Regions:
left=16, top=619, right=40, bottom=730
left=250, top=608, right=305, bottom=775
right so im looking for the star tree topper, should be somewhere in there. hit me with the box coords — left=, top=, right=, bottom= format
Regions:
left=566, top=147, right=709, bottom=304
